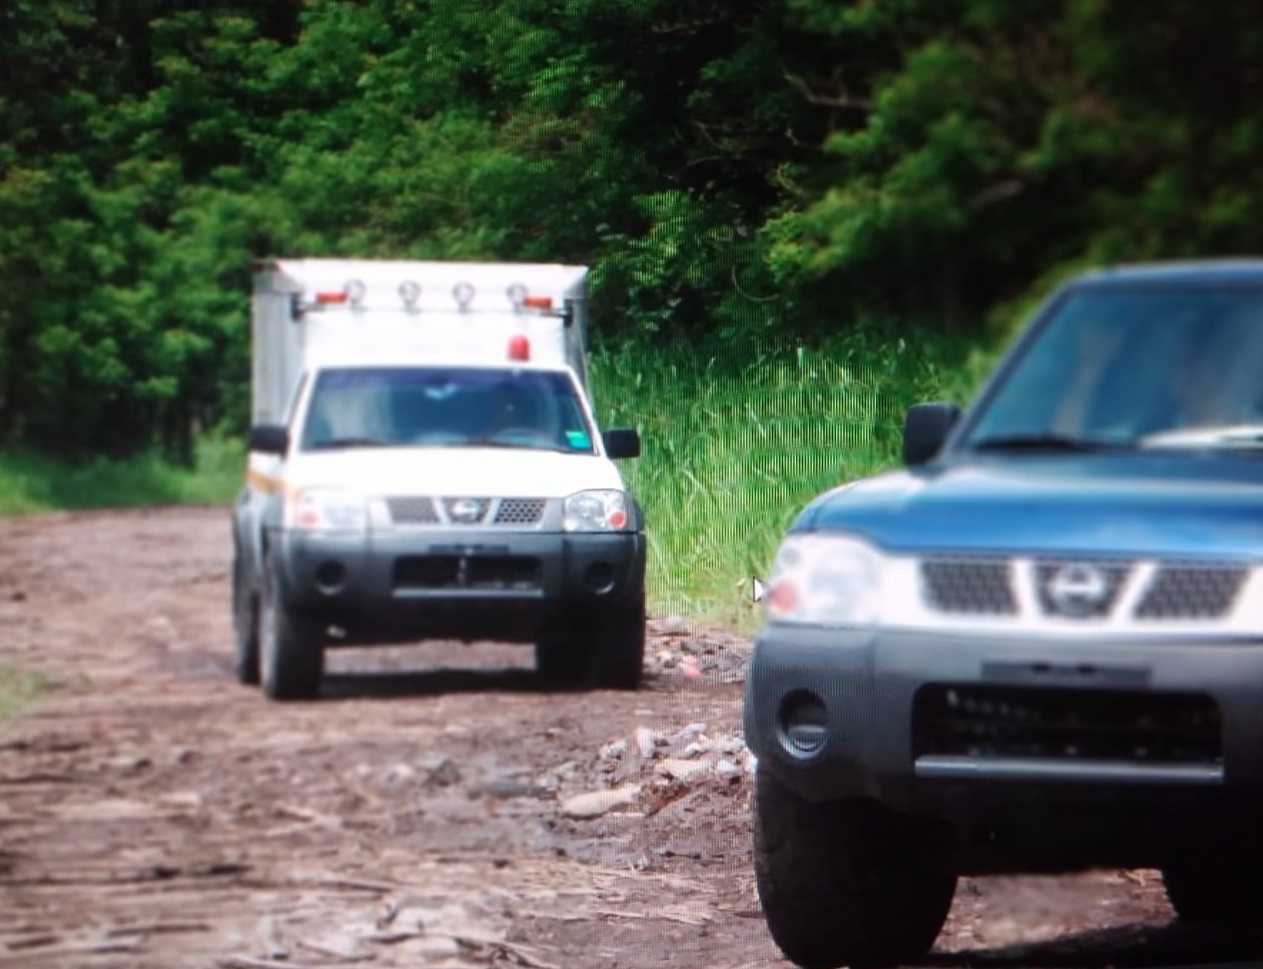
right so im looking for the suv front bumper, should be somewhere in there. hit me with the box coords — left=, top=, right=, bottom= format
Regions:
left=743, top=623, right=1263, bottom=860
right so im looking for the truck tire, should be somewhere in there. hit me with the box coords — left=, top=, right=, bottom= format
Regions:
left=231, top=549, right=261, bottom=685
left=592, top=599, right=645, bottom=691
left=259, top=550, right=325, bottom=701
left=752, top=763, right=957, bottom=969
left=534, top=599, right=645, bottom=691
left=534, top=619, right=590, bottom=688
left=1162, top=857, right=1263, bottom=924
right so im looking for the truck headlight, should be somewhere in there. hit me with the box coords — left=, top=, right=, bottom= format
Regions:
left=764, top=533, right=887, bottom=627
left=284, top=487, right=369, bottom=532
left=564, top=490, right=631, bottom=532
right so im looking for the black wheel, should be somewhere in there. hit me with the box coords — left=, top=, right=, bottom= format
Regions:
left=533, top=598, right=645, bottom=691
left=231, top=547, right=261, bottom=685
left=1162, top=855, right=1263, bottom=924
left=752, top=763, right=958, bottom=969
left=259, top=550, right=325, bottom=701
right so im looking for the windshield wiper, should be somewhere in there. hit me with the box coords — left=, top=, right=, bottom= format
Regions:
left=307, top=437, right=393, bottom=450
left=969, top=432, right=1134, bottom=454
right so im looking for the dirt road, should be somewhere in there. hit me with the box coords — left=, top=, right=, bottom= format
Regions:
left=2, top=508, right=1262, bottom=969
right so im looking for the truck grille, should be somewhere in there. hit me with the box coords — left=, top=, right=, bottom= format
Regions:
left=385, top=497, right=548, bottom=527
left=393, top=555, right=542, bottom=591
left=918, top=556, right=1250, bottom=623
left=911, top=684, right=1223, bottom=766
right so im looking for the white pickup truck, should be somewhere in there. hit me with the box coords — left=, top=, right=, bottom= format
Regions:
left=230, top=259, right=647, bottom=700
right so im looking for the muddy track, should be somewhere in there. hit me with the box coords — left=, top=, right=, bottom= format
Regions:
left=1, top=508, right=1261, bottom=968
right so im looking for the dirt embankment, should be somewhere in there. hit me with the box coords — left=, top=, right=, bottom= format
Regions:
left=1, top=509, right=1260, bottom=968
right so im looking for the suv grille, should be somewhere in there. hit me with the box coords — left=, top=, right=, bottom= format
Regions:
left=912, top=684, right=1223, bottom=766
left=918, top=556, right=1250, bottom=623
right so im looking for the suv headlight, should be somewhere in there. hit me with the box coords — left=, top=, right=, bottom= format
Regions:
left=284, top=487, right=369, bottom=532
left=564, top=489, right=631, bottom=532
left=764, top=533, right=887, bottom=627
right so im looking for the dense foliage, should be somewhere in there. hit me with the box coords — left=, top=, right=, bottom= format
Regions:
left=3, top=1, right=1262, bottom=459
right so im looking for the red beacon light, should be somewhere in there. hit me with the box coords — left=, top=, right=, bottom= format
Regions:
left=314, top=291, right=348, bottom=304
left=521, top=295, right=553, bottom=310
left=507, top=334, right=531, bottom=361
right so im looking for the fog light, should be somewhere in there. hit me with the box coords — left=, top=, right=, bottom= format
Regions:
left=314, top=561, right=347, bottom=595
left=584, top=562, right=616, bottom=594
left=778, top=690, right=829, bottom=756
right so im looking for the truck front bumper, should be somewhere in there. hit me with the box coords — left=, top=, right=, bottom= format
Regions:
left=743, top=623, right=1263, bottom=869
left=270, top=526, right=645, bottom=644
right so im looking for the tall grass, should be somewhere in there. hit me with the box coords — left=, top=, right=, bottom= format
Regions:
left=0, top=436, right=242, bottom=515
left=0, top=329, right=1003, bottom=631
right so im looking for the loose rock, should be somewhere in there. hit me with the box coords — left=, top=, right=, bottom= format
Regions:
left=559, top=784, right=642, bottom=819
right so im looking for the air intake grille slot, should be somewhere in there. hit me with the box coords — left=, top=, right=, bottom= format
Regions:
left=494, top=498, right=547, bottom=525
left=1135, top=565, right=1248, bottom=620
left=912, top=684, right=1222, bottom=765
left=920, top=559, right=1016, bottom=615
left=393, top=555, right=542, bottom=591
left=386, top=497, right=440, bottom=524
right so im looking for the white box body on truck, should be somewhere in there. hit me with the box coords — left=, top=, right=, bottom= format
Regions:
left=230, top=258, right=647, bottom=700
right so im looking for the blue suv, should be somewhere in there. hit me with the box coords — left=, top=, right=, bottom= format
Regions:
left=744, top=260, right=1263, bottom=969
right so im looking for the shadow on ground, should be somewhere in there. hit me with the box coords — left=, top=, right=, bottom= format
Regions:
left=320, top=666, right=667, bottom=701
left=925, top=920, right=1263, bottom=968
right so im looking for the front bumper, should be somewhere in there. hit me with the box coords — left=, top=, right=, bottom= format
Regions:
left=270, top=526, right=645, bottom=643
left=743, top=624, right=1263, bottom=859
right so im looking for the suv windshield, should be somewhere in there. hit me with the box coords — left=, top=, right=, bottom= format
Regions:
left=962, top=285, right=1263, bottom=451
left=298, top=366, right=598, bottom=454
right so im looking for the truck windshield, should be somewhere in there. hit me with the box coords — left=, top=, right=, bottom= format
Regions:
left=298, top=366, right=598, bottom=454
left=961, top=285, right=1263, bottom=452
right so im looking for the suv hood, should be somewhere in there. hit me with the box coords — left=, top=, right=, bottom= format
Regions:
left=802, top=453, right=1263, bottom=558
left=285, top=446, right=625, bottom=498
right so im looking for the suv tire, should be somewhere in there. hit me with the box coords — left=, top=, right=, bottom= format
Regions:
left=752, top=763, right=958, bottom=969
left=1162, top=856, right=1263, bottom=924
left=259, top=550, right=325, bottom=701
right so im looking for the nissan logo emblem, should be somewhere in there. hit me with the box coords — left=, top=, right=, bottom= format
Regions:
left=1046, top=563, right=1109, bottom=616
left=448, top=499, right=483, bottom=523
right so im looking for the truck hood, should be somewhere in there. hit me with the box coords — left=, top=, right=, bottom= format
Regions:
left=285, top=446, right=626, bottom=498
left=801, top=453, right=1263, bottom=558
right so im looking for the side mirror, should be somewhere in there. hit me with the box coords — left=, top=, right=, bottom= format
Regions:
left=902, top=402, right=961, bottom=466
left=248, top=423, right=290, bottom=456
left=603, top=427, right=641, bottom=460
